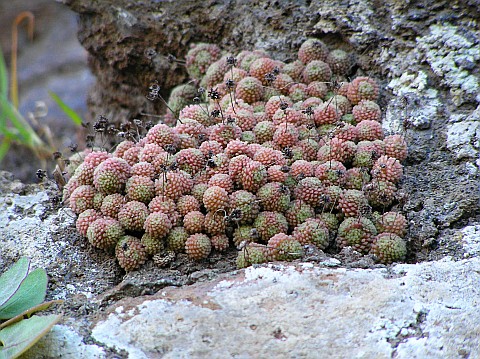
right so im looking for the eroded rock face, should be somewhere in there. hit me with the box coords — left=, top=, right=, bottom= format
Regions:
left=62, top=0, right=480, bottom=258
left=90, top=258, right=480, bottom=358
left=62, top=0, right=479, bottom=119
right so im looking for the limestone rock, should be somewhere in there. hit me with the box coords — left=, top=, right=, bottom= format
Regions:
left=90, top=259, right=480, bottom=358
left=62, top=0, right=479, bottom=121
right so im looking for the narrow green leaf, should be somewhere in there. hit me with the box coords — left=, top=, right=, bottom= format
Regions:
left=0, top=258, right=30, bottom=308
left=0, top=47, right=8, bottom=99
left=22, top=300, right=63, bottom=319
left=0, top=314, right=62, bottom=359
left=0, top=105, right=7, bottom=135
left=0, top=128, right=21, bottom=139
left=0, top=97, right=34, bottom=143
left=0, top=138, right=11, bottom=163
left=49, top=91, right=83, bottom=125
left=0, top=120, right=23, bottom=140
left=0, top=268, right=47, bottom=320
left=0, top=97, right=44, bottom=148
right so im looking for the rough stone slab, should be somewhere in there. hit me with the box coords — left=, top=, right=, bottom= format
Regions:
left=462, top=224, right=480, bottom=257
left=91, top=258, right=480, bottom=359
left=63, top=0, right=480, bottom=121
left=447, top=106, right=480, bottom=161
left=20, top=325, right=105, bottom=359
left=0, top=173, right=118, bottom=298
left=416, top=24, right=480, bottom=105
left=0, top=186, right=76, bottom=270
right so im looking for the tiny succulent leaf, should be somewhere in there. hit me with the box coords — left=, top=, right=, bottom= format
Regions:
left=0, top=257, right=30, bottom=308
left=0, top=314, right=62, bottom=359
left=0, top=268, right=47, bottom=320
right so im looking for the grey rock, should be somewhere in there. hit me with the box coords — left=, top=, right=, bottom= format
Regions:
left=447, top=106, right=480, bottom=160
left=19, top=325, right=105, bottom=359
left=61, top=0, right=480, bottom=121
left=90, top=258, right=480, bottom=359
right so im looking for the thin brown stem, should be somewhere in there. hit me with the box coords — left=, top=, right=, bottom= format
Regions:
left=11, top=11, right=34, bottom=109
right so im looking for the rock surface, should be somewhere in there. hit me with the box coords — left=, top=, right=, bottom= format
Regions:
left=0, top=0, right=479, bottom=357
left=62, top=0, right=479, bottom=119
left=0, top=170, right=479, bottom=358
left=91, top=257, right=480, bottom=359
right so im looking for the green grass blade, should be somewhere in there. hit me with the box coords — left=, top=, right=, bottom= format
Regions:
left=0, top=138, right=11, bottom=162
left=0, top=47, right=8, bottom=98
left=0, top=97, right=31, bottom=143
left=49, top=91, right=83, bottom=125
left=0, top=96, right=44, bottom=147
left=0, top=127, right=21, bottom=141
left=0, top=47, right=8, bottom=139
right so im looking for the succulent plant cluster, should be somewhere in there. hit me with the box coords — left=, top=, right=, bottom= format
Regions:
left=63, top=39, right=409, bottom=271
